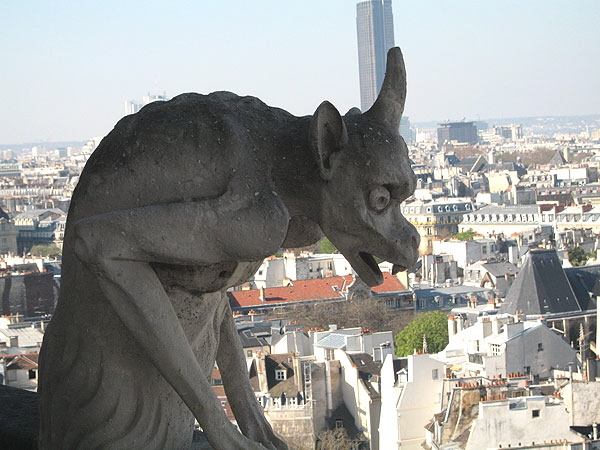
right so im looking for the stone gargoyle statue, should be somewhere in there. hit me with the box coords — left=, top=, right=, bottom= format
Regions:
left=38, top=47, right=419, bottom=450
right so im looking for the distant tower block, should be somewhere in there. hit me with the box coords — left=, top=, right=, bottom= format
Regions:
left=125, top=92, right=169, bottom=115
left=356, top=0, right=395, bottom=111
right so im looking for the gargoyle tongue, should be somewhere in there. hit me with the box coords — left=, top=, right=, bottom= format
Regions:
left=347, top=252, right=384, bottom=287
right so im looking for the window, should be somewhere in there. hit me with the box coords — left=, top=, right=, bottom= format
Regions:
left=537, top=343, right=544, bottom=352
left=212, top=378, right=223, bottom=386
left=335, top=420, right=344, bottom=428
left=532, top=409, right=540, bottom=418
left=28, top=369, right=36, bottom=380
left=247, top=350, right=253, bottom=357
left=221, top=401, right=227, bottom=407
left=482, top=246, right=487, bottom=255
left=490, top=344, right=501, bottom=355
left=275, top=369, right=286, bottom=381
left=432, top=369, right=439, bottom=380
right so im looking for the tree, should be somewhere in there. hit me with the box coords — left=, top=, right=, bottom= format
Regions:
left=268, top=296, right=415, bottom=337
left=316, top=428, right=360, bottom=450
left=319, top=237, right=338, bottom=254
left=29, top=243, right=61, bottom=257
left=568, top=246, right=592, bottom=267
left=394, top=311, right=449, bottom=357
left=453, top=229, right=477, bottom=241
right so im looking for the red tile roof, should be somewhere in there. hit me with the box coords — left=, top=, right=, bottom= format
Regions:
left=5, top=353, right=39, bottom=371
left=371, top=273, right=407, bottom=294
left=228, top=273, right=407, bottom=309
left=228, top=276, right=351, bottom=308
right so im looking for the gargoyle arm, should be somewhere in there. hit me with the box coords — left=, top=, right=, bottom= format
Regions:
left=217, top=306, right=288, bottom=450
left=72, top=195, right=289, bottom=449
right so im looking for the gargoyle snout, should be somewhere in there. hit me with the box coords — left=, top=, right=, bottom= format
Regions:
left=390, top=216, right=420, bottom=268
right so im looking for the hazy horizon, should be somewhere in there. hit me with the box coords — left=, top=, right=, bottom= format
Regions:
left=2, top=1, right=599, bottom=144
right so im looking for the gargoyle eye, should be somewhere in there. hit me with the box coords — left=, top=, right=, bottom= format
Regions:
left=368, top=186, right=391, bottom=211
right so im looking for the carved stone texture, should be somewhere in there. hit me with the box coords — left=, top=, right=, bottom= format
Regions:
left=38, top=47, right=419, bottom=450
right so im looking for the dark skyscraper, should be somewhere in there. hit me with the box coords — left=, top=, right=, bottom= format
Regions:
left=437, top=122, right=479, bottom=148
left=356, top=0, right=395, bottom=111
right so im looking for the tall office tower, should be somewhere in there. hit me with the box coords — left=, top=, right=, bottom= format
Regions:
left=399, top=116, right=413, bottom=143
left=356, top=0, right=395, bottom=112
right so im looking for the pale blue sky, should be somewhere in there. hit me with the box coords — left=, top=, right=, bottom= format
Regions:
left=1, top=1, right=599, bottom=144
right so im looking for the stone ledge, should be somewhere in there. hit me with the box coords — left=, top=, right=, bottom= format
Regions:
left=0, top=385, right=213, bottom=449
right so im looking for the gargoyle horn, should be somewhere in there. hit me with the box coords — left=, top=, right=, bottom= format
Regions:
left=364, top=47, right=407, bottom=132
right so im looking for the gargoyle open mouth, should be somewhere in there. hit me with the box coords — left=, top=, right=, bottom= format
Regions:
left=354, top=252, right=383, bottom=287
left=353, top=252, right=408, bottom=287
left=391, top=264, right=406, bottom=275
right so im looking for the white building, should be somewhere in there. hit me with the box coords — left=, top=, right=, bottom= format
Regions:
left=379, top=353, right=446, bottom=449
left=432, top=238, right=498, bottom=271
left=0, top=316, right=45, bottom=390
left=313, top=327, right=394, bottom=450
left=440, top=315, right=578, bottom=380
left=466, top=395, right=584, bottom=450
left=253, top=252, right=353, bottom=289
left=459, top=204, right=541, bottom=237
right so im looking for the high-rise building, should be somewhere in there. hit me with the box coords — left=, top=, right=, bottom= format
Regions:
left=437, top=122, right=478, bottom=148
left=125, top=92, right=169, bottom=115
left=399, top=116, right=413, bottom=143
left=356, top=0, right=395, bottom=112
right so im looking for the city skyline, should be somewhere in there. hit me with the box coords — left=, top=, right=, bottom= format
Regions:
left=1, top=1, right=599, bottom=144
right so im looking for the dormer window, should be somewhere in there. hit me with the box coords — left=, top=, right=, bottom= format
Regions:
left=275, top=369, right=286, bottom=381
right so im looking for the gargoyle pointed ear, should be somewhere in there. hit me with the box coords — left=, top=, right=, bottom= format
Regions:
left=364, top=47, right=406, bottom=132
left=310, top=101, right=348, bottom=181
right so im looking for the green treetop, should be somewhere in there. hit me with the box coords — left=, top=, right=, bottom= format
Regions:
left=394, top=311, right=449, bottom=357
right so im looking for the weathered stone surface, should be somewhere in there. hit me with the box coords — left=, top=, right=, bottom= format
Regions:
left=38, top=47, right=418, bottom=449
left=0, top=385, right=39, bottom=450
left=0, top=385, right=215, bottom=450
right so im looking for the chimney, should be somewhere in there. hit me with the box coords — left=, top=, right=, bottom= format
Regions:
left=381, top=342, right=393, bottom=361
left=259, top=287, right=266, bottom=302
left=373, top=347, right=382, bottom=362
left=256, top=353, right=268, bottom=392
left=492, top=317, right=502, bottom=335
left=508, top=246, right=518, bottom=265
left=456, top=315, right=463, bottom=333
left=448, top=315, right=457, bottom=337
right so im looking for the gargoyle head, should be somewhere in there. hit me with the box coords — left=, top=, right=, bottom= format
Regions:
left=310, top=47, right=420, bottom=287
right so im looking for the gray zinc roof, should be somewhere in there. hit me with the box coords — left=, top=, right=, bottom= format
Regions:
left=315, top=333, right=347, bottom=349
left=481, top=261, right=519, bottom=277
left=500, top=250, right=582, bottom=315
